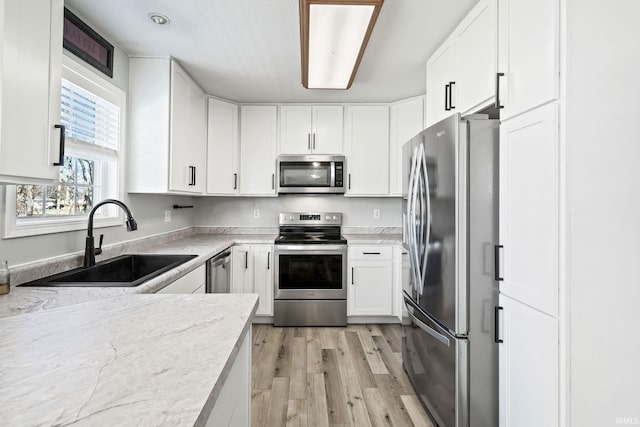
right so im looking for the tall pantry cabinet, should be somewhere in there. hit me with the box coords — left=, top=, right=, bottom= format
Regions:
left=494, top=0, right=561, bottom=425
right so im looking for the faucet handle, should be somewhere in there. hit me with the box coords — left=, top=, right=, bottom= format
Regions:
left=95, top=234, right=104, bottom=256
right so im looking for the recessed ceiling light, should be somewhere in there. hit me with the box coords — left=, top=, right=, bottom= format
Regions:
left=149, top=13, right=170, bottom=25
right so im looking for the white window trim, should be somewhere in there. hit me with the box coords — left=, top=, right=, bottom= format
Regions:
left=3, top=56, right=126, bottom=239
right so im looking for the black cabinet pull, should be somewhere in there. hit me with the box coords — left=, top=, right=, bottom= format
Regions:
left=494, top=245, right=504, bottom=281
left=494, top=306, right=504, bottom=343
left=52, top=124, right=66, bottom=166
left=267, top=252, right=270, bottom=270
left=363, top=252, right=381, bottom=255
left=188, top=166, right=196, bottom=186
left=233, top=173, right=238, bottom=190
left=444, top=84, right=450, bottom=111
left=495, top=73, right=505, bottom=109
left=193, top=166, right=196, bottom=186
left=271, top=173, right=275, bottom=190
left=348, top=174, right=351, bottom=190
left=351, top=267, right=355, bottom=284
left=308, top=133, right=311, bottom=150
left=449, top=82, right=456, bottom=109
left=245, top=252, right=248, bottom=269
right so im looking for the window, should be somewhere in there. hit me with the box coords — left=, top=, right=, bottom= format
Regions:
left=4, top=56, right=125, bottom=238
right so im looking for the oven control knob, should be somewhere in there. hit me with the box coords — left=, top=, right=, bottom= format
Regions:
left=332, top=215, right=337, bottom=220
left=326, top=216, right=330, bottom=220
left=289, top=216, right=294, bottom=220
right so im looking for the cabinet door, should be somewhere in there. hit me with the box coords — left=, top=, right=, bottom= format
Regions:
left=389, top=97, right=424, bottom=196
left=156, top=265, right=206, bottom=294
left=456, top=0, right=497, bottom=114
left=252, top=245, right=274, bottom=316
left=498, top=0, right=559, bottom=120
left=231, top=246, right=253, bottom=294
left=345, top=105, right=390, bottom=196
left=0, top=0, right=63, bottom=184
left=348, top=260, right=393, bottom=316
left=207, top=98, right=239, bottom=195
left=425, top=41, right=457, bottom=128
left=169, top=63, right=193, bottom=192
left=280, top=106, right=312, bottom=154
left=312, top=106, right=343, bottom=154
left=239, top=106, right=277, bottom=196
left=499, top=103, right=558, bottom=316
left=498, top=294, right=558, bottom=427
left=188, top=85, right=206, bottom=194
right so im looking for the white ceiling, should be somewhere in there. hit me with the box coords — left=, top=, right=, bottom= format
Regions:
left=65, top=0, right=478, bottom=103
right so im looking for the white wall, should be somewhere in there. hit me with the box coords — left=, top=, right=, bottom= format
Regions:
left=565, top=1, right=640, bottom=425
left=0, top=8, right=194, bottom=267
left=194, top=196, right=402, bottom=228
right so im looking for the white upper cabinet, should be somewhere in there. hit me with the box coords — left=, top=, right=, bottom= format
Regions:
left=128, top=57, right=206, bottom=194
left=497, top=0, right=559, bottom=120
left=0, top=0, right=64, bottom=184
left=206, top=98, right=239, bottom=195
left=425, top=0, right=497, bottom=128
left=389, top=96, right=424, bottom=196
left=345, top=105, right=390, bottom=196
left=239, top=105, right=277, bottom=196
left=425, top=40, right=457, bottom=127
left=499, top=103, right=559, bottom=317
left=456, top=0, right=497, bottom=114
left=279, top=105, right=343, bottom=154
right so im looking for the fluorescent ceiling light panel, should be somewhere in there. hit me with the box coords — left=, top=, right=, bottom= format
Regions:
left=300, top=0, right=383, bottom=90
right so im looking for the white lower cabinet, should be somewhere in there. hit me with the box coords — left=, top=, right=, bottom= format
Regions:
left=205, top=328, right=251, bottom=426
left=231, top=245, right=273, bottom=316
left=498, top=294, right=558, bottom=427
left=347, top=245, right=395, bottom=316
left=156, top=265, right=206, bottom=294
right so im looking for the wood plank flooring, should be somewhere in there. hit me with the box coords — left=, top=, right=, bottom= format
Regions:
left=251, top=324, right=434, bottom=427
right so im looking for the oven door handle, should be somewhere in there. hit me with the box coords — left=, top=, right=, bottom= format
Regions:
left=274, top=244, right=347, bottom=251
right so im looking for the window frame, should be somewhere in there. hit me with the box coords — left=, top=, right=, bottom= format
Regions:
left=3, top=55, right=126, bottom=239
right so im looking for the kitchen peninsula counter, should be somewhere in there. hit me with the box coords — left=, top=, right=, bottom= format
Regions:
left=1, top=233, right=275, bottom=319
left=0, top=293, right=258, bottom=426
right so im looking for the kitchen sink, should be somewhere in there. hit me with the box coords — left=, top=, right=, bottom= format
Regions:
left=18, top=254, right=197, bottom=288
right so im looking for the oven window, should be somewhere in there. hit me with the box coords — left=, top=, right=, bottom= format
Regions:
left=279, top=254, right=342, bottom=289
left=280, top=162, right=331, bottom=187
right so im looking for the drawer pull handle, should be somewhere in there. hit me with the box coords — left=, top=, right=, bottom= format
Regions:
left=363, top=252, right=381, bottom=255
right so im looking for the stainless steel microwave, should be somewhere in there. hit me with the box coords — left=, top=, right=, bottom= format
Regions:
left=277, top=155, right=345, bottom=194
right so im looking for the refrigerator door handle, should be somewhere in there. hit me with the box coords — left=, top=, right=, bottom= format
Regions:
left=418, top=144, right=432, bottom=295
left=404, top=295, right=450, bottom=346
left=407, top=146, right=422, bottom=293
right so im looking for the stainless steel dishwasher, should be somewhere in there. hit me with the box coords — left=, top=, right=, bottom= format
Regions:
left=206, top=250, right=231, bottom=293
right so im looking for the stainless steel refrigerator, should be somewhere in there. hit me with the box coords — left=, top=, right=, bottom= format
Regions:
left=402, top=113, right=499, bottom=427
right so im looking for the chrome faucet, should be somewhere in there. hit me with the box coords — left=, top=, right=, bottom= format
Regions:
left=84, top=199, right=138, bottom=267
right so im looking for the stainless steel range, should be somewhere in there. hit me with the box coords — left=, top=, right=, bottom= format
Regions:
left=273, top=212, right=347, bottom=326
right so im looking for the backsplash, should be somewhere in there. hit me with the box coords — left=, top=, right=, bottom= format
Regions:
left=194, top=196, right=402, bottom=227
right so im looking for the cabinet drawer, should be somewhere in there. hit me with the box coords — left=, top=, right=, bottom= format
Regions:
left=348, top=245, right=392, bottom=260
left=156, top=265, right=205, bottom=294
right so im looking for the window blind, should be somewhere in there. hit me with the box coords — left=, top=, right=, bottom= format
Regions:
left=60, top=78, right=119, bottom=150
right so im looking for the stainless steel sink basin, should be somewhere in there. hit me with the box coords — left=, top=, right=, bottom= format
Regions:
left=18, top=254, right=197, bottom=288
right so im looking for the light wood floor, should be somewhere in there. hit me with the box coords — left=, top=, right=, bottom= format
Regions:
left=251, top=324, right=434, bottom=427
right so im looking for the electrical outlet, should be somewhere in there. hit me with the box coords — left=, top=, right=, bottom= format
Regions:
left=373, top=209, right=381, bottom=219
left=253, top=209, right=260, bottom=219
left=164, top=210, right=171, bottom=222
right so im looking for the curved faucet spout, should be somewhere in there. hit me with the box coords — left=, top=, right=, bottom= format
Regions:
left=84, top=199, right=138, bottom=267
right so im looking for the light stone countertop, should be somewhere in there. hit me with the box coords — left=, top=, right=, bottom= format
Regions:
left=0, top=293, right=258, bottom=426
left=0, top=234, right=275, bottom=319
left=344, top=233, right=403, bottom=245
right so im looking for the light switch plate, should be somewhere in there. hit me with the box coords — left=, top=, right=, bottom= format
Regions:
left=374, top=209, right=381, bottom=219
left=253, top=209, right=260, bottom=219
left=164, top=210, right=171, bottom=222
